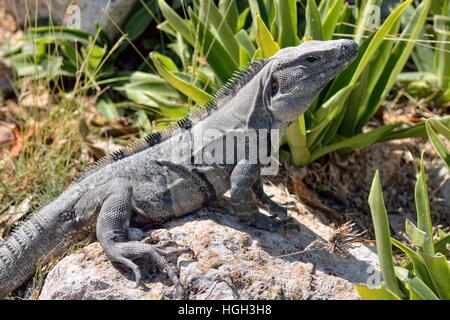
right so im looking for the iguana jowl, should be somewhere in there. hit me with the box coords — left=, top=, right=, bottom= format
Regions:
left=0, top=40, right=358, bottom=298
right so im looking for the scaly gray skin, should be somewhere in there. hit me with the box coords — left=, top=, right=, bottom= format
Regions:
left=0, top=40, right=358, bottom=298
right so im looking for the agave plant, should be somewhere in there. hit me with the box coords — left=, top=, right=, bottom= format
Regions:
left=152, top=0, right=447, bottom=166
left=398, top=0, right=450, bottom=103
left=355, top=154, right=450, bottom=300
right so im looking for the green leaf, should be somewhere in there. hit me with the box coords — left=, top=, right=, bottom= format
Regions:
left=421, top=253, right=450, bottom=299
left=158, top=0, right=195, bottom=45
left=237, top=7, right=251, bottom=31
left=322, top=0, right=345, bottom=40
left=218, top=0, right=239, bottom=32
left=311, top=124, right=401, bottom=162
left=277, top=0, right=298, bottom=47
left=305, top=0, right=323, bottom=40
left=189, top=8, right=239, bottom=83
left=405, top=219, right=428, bottom=248
left=354, top=284, right=402, bottom=300
left=415, top=153, right=435, bottom=255
left=122, top=0, right=157, bottom=42
left=391, top=238, right=437, bottom=292
left=351, top=0, right=412, bottom=86
left=96, top=96, right=120, bottom=120
left=151, top=52, right=211, bottom=105
left=255, top=14, right=280, bottom=58
left=429, top=118, right=450, bottom=140
left=354, top=0, right=382, bottom=42
left=394, top=267, right=439, bottom=300
left=307, top=84, right=356, bottom=149
left=434, top=233, right=450, bottom=256
left=357, top=0, right=431, bottom=130
left=426, top=120, right=450, bottom=170
left=235, top=30, right=256, bottom=61
left=152, top=52, right=179, bottom=72
left=199, top=0, right=239, bottom=64
left=286, top=115, right=310, bottom=166
left=367, top=171, right=405, bottom=298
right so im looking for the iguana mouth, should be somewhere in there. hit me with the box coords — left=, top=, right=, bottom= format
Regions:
left=309, top=48, right=357, bottom=80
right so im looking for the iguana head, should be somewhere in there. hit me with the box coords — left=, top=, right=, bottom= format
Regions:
left=264, top=39, right=358, bottom=123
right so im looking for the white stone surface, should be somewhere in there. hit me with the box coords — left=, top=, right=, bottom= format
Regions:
left=1, top=0, right=137, bottom=38
left=39, top=185, right=379, bottom=300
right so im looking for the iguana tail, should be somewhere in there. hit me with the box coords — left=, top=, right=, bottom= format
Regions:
left=0, top=190, right=86, bottom=298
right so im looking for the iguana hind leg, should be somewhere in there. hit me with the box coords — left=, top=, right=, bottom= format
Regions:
left=93, top=179, right=186, bottom=297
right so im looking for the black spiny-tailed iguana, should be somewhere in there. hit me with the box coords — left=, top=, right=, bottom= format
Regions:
left=0, top=40, right=358, bottom=298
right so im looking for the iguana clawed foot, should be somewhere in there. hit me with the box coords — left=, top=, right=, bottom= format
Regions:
left=258, top=194, right=296, bottom=217
left=229, top=199, right=299, bottom=231
left=104, top=240, right=191, bottom=299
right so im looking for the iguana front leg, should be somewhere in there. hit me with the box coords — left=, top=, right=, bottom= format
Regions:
left=252, top=179, right=295, bottom=218
left=86, top=179, right=188, bottom=298
left=229, top=160, right=290, bottom=230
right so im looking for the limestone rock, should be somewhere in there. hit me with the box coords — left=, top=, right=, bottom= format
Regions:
left=39, top=185, right=379, bottom=300
left=2, top=0, right=137, bottom=38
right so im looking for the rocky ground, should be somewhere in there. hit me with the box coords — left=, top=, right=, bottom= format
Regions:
left=39, top=184, right=378, bottom=300
left=36, top=139, right=449, bottom=300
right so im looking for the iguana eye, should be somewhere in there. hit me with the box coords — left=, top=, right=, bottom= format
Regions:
left=305, top=56, right=319, bottom=64
left=271, top=77, right=279, bottom=97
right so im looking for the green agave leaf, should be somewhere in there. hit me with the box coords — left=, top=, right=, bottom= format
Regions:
left=305, top=0, right=323, bottom=40
left=189, top=8, right=239, bottom=83
left=367, top=171, right=405, bottom=298
left=152, top=52, right=179, bottom=72
left=96, top=96, right=120, bottom=120
left=199, top=0, right=239, bottom=64
left=307, top=84, right=356, bottom=149
left=354, top=0, right=382, bottom=44
left=318, top=0, right=334, bottom=20
left=434, top=0, right=450, bottom=89
left=415, top=153, right=435, bottom=255
left=277, top=0, right=298, bottom=47
left=158, top=0, right=195, bottom=45
left=237, top=7, right=251, bottom=31
left=311, top=124, right=401, bottom=162
left=239, top=45, right=251, bottom=67
left=255, top=14, right=280, bottom=58
left=235, top=30, right=256, bottom=61
left=26, top=26, right=94, bottom=46
left=394, top=267, right=439, bottom=300
left=122, top=0, right=157, bottom=42
left=421, top=253, right=450, bottom=299
left=351, top=0, right=412, bottom=86
left=354, top=284, right=402, bottom=300
left=356, top=0, right=431, bottom=130
left=151, top=52, right=211, bottom=105
left=378, top=117, right=450, bottom=142
left=405, top=219, right=428, bottom=248
left=434, top=233, right=450, bottom=256
left=391, top=238, right=437, bottom=292
left=286, top=115, right=310, bottom=166
left=426, top=120, right=450, bottom=170
left=429, top=119, right=450, bottom=140
left=218, top=0, right=239, bottom=32
left=322, top=0, right=345, bottom=40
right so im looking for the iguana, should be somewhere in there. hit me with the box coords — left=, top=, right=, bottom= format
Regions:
left=0, top=39, right=358, bottom=298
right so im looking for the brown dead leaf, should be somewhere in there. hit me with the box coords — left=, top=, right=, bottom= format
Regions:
left=0, top=196, right=32, bottom=237
left=9, top=124, right=23, bottom=157
left=0, top=122, right=15, bottom=146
